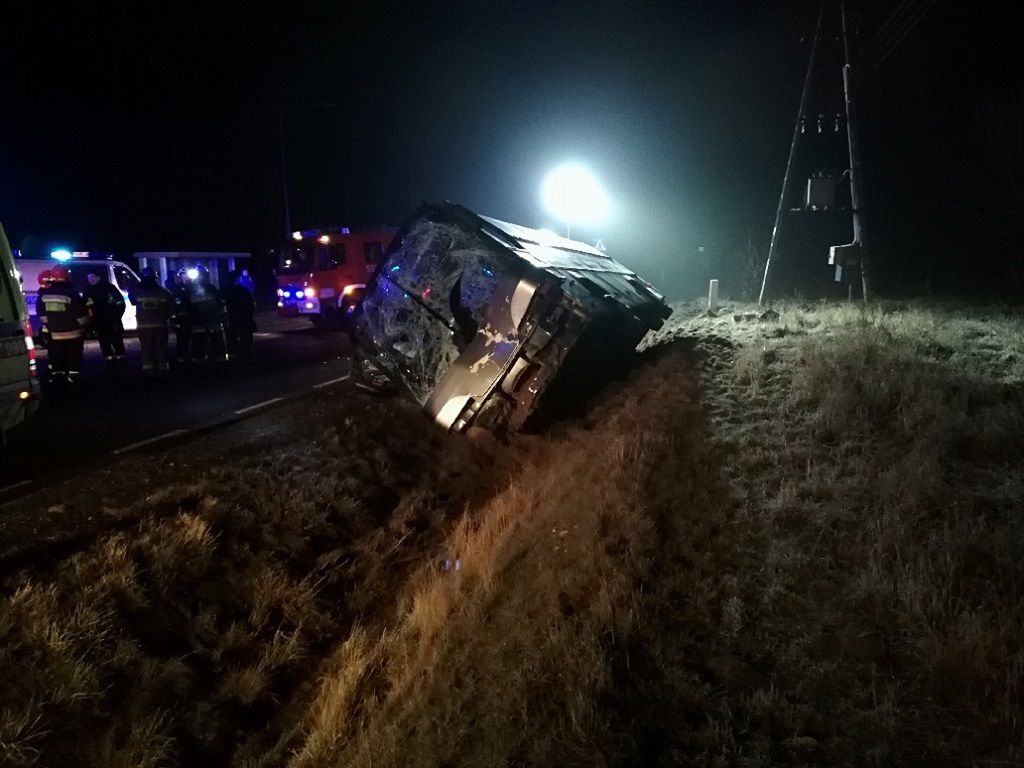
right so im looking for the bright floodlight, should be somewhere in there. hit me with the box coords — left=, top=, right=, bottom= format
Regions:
left=186, top=267, right=199, bottom=280
left=541, top=163, right=610, bottom=229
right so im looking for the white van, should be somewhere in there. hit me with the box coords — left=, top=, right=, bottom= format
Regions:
left=0, top=224, right=40, bottom=437
left=16, top=258, right=142, bottom=336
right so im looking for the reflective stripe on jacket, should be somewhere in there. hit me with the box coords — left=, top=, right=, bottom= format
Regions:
left=38, top=283, right=88, bottom=339
left=132, top=285, right=174, bottom=329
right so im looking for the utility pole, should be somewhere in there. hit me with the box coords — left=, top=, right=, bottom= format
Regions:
left=279, top=113, right=292, bottom=240
left=759, top=5, right=824, bottom=306
left=841, top=1, right=871, bottom=300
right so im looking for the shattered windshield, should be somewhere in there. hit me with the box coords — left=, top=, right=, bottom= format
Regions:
left=360, top=219, right=507, bottom=404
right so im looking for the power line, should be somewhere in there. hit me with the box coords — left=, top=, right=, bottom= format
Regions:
left=758, top=4, right=825, bottom=305
left=859, top=0, right=914, bottom=62
left=864, top=0, right=938, bottom=74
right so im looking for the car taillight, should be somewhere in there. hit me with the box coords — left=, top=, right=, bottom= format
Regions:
left=24, top=321, right=37, bottom=377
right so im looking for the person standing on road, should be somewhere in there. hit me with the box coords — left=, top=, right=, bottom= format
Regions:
left=188, top=266, right=227, bottom=363
left=223, top=270, right=257, bottom=366
left=237, top=267, right=255, bottom=295
left=130, top=267, right=174, bottom=378
left=37, top=265, right=88, bottom=386
left=172, top=268, right=193, bottom=364
left=35, top=270, right=54, bottom=347
left=83, top=269, right=126, bottom=372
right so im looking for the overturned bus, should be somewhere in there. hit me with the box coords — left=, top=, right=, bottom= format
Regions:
left=352, top=203, right=672, bottom=434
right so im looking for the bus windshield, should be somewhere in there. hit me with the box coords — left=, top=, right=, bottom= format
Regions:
left=279, top=242, right=347, bottom=274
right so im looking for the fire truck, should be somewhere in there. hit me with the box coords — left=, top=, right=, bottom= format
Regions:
left=276, top=227, right=396, bottom=328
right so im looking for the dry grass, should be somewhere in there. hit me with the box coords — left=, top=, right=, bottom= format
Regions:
left=624, top=300, right=1024, bottom=765
left=0, top=394, right=491, bottom=767
left=286, top=351, right=701, bottom=768
left=1, top=299, right=1022, bottom=767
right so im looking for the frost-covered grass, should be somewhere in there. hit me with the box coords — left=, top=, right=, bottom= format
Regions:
left=1, top=299, right=1022, bottom=767
left=624, top=300, right=1024, bottom=765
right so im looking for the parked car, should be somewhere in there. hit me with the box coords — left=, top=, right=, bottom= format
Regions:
left=352, top=202, right=671, bottom=434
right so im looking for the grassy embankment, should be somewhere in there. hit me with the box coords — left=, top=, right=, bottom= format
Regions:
left=1, top=300, right=1022, bottom=766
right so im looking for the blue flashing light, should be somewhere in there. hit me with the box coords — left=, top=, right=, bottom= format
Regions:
left=283, top=290, right=291, bottom=298
left=51, top=249, right=73, bottom=261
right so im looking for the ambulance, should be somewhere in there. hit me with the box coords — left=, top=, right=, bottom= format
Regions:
left=0, top=224, right=39, bottom=437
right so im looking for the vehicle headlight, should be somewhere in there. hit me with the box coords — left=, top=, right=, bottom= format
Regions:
left=304, top=287, right=316, bottom=298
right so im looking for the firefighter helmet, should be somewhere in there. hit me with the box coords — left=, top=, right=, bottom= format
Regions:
left=50, top=265, right=70, bottom=281
left=38, top=269, right=54, bottom=288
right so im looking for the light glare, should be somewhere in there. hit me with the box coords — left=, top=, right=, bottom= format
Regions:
left=541, top=163, right=610, bottom=228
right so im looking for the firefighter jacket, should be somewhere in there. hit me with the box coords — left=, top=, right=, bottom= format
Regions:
left=189, top=282, right=225, bottom=332
left=38, top=282, right=89, bottom=341
left=131, top=282, right=174, bottom=329
left=223, top=284, right=256, bottom=331
left=172, top=285, right=193, bottom=328
left=84, top=282, right=126, bottom=328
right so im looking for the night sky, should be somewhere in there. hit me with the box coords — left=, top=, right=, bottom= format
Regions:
left=2, top=1, right=1021, bottom=298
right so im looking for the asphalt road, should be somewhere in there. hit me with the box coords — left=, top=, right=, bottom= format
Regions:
left=0, top=311, right=352, bottom=495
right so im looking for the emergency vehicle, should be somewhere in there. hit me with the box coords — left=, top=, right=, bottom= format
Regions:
left=16, top=255, right=142, bottom=339
left=276, top=227, right=396, bottom=328
left=0, top=224, right=39, bottom=437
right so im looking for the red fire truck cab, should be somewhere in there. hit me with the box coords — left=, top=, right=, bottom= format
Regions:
left=276, top=226, right=396, bottom=328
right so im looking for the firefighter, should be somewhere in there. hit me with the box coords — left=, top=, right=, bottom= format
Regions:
left=83, top=269, right=126, bottom=371
left=35, top=270, right=54, bottom=347
left=223, top=270, right=257, bottom=366
left=130, top=267, right=174, bottom=377
left=38, top=265, right=88, bottom=385
left=188, top=266, right=227, bottom=363
left=171, top=268, right=193, bottom=363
